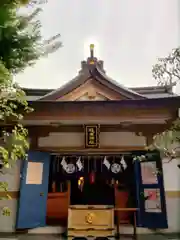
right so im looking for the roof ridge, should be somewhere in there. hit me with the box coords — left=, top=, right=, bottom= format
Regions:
left=92, top=67, right=146, bottom=99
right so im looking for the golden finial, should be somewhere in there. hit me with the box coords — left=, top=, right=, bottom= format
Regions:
left=90, top=44, right=95, bottom=58
left=90, top=44, right=94, bottom=50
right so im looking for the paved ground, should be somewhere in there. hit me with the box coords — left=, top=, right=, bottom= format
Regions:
left=0, top=235, right=179, bottom=240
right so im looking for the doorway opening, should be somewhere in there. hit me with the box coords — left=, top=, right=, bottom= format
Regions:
left=70, top=175, right=115, bottom=206
left=70, top=155, right=115, bottom=206
left=46, top=154, right=137, bottom=226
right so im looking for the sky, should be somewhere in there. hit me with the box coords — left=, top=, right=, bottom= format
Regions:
left=15, top=0, right=180, bottom=92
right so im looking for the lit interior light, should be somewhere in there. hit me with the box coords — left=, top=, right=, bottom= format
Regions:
left=78, top=177, right=84, bottom=188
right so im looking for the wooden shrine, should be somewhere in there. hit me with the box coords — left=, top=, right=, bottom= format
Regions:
left=9, top=44, right=180, bottom=237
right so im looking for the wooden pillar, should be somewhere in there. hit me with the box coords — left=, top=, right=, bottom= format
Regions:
left=135, top=131, right=155, bottom=148
left=29, top=136, right=38, bottom=149
left=145, top=133, right=154, bottom=146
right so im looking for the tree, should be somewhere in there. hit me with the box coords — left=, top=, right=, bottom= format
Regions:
left=152, top=47, right=180, bottom=160
left=0, top=0, right=61, bottom=214
left=0, top=0, right=62, bottom=74
left=152, top=47, right=180, bottom=86
left=0, top=62, right=32, bottom=214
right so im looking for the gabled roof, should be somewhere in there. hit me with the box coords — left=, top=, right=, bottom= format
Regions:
left=22, top=44, right=176, bottom=101
left=39, top=68, right=146, bottom=101
left=39, top=44, right=146, bottom=101
left=23, top=84, right=175, bottom=99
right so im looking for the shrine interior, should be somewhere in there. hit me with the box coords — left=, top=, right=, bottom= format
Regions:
left=46, top=154, right=137, bottom=226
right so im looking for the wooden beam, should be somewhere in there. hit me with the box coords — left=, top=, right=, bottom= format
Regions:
left=31, top=146, right=146, bottom=153
left=1, top=190, right=179, bottom=200
left=25, top=101, right=173, bottom=120
left=0, top=191, right=19, bottom=199
left=27, top=124, right=168, bottom=136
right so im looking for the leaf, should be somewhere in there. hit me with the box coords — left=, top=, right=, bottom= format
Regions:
left=152, top=46, right=180, bottom=85
left=6, top=194, right=12, bottom=200
left=2, top=207, right=11, bottom=216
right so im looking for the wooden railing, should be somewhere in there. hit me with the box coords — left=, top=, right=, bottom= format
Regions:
left=114, top=208, right=138, bottom=239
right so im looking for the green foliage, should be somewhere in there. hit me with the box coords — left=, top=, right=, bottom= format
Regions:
left=0, top=61, right=32, bottom=213
left=0, top=0, right=61, bottom=73
left=152, top=47, right=180, bottom=86
left=152, top=48, right=180, bottom=160
left=0, top=0, right=61, bottom=215
left=2, top=207, right=11, bottom=216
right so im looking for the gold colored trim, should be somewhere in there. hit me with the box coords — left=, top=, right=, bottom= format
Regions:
left=85, top=212, right=95, bottom=224
left=0, top=191, right=19, bottom=199
left=84, top=125, right=99, bottom=148
left=165, top=191, right=180, bottom=198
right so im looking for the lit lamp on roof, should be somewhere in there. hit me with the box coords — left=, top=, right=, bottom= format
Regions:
left=89, top=44, right=95, bottom=65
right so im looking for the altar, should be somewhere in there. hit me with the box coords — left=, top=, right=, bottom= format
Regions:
left=68, top=205, right=114, bottom=239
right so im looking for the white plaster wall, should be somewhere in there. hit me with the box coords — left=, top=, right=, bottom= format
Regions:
left=0, top=199, right=18, bottom=232
left=0, top=161, right=21, bottom=191
left=163, top=158, right=180, bottom=191
left=162, top=158, right=180, bottom=232
left=38, top=132, right=84, bottom=147
left=38, top=131, right=146, bottom=148
left=0, top=161, right=21, bottom=232
left=165, top=198, right=180, bottom=233
left=100, top=132, right=146, bottom=147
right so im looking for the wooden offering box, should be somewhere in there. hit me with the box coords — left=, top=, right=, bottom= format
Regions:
left=67, top=205, right=115, bottom=239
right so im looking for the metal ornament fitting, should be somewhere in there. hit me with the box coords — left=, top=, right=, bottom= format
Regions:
left=85, top=212, right=95, bottom=224
left=65, top=163, right=75, bottom=174
left=111, top=163, right=121, bottom=173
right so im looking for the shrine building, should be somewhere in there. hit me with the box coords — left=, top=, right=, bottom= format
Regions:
left=0, top=44, right=180, bottom=236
